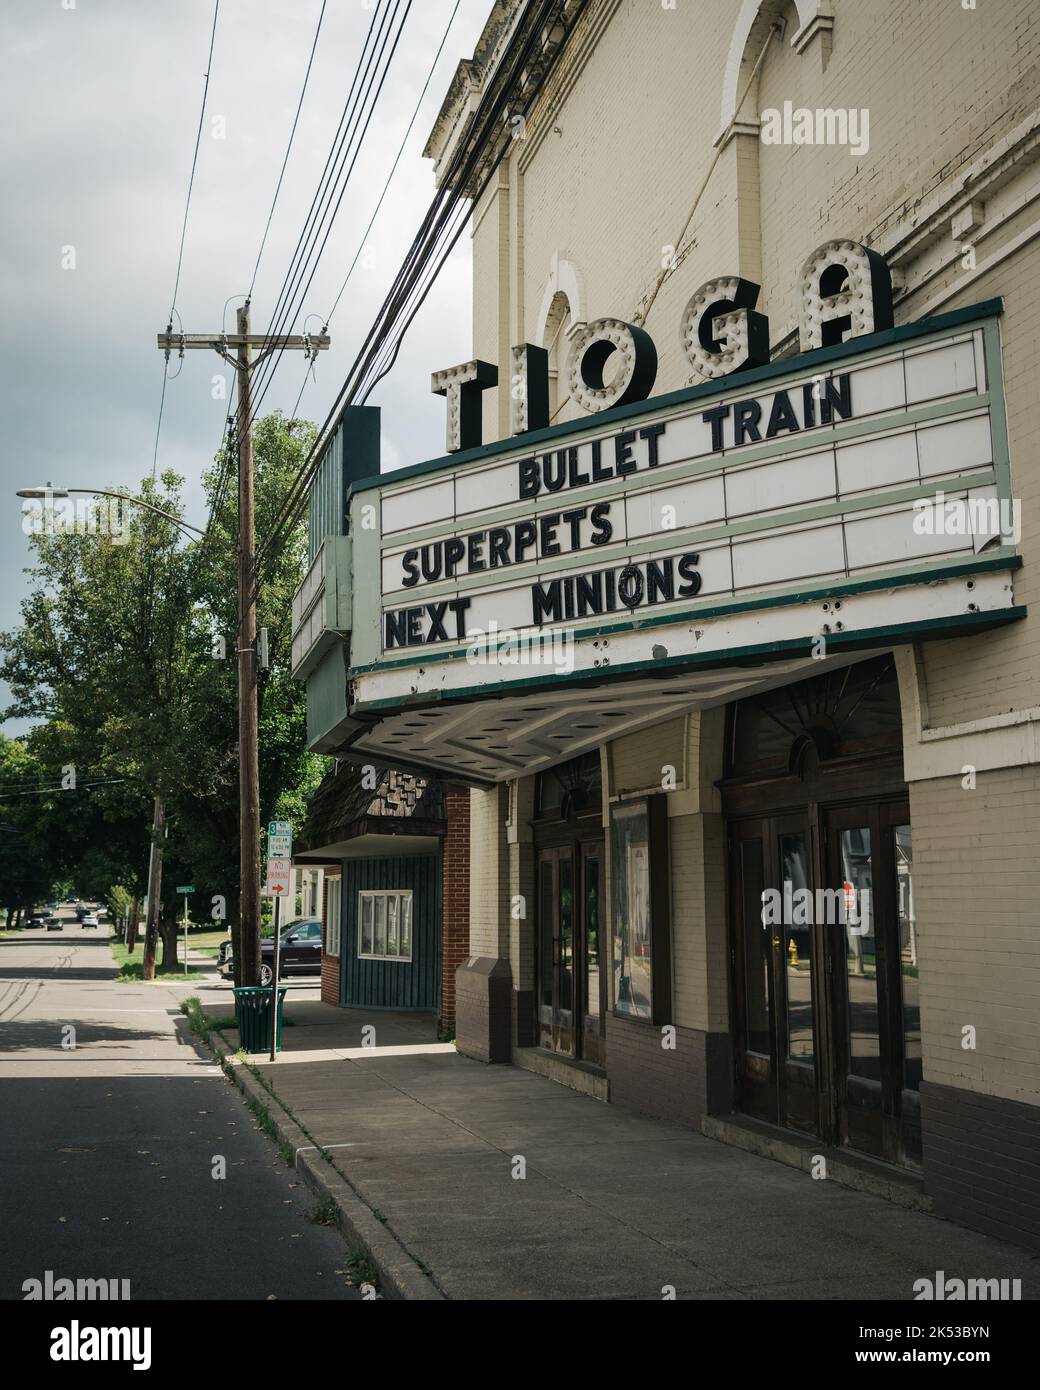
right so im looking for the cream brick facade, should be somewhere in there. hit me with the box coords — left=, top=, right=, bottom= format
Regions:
left=440, top=0, right=1040, bottom=1242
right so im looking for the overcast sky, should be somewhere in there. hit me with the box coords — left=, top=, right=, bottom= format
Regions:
left=0, top=0, right=491, bottom=736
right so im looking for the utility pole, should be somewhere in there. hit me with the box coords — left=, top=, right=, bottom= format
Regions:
left=141, top=796, right=166, bottom=980
left=156, top=307, right=329, bottom=986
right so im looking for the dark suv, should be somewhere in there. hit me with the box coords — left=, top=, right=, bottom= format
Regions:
left=222, top=918, right=323, bottom=985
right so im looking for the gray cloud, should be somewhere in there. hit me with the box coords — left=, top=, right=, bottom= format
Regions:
left=0, top=0, right=488, bottom=735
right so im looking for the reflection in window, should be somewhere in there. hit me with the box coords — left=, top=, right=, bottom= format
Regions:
left=559, top=856, right=574, bottom=1012
left=357, top=891, right=413, bottom=961
left=780, top=832, right=814, bottom=1064
left=585, top=855, right=601, bottom=1022
left=894, top=825, right=921, bottom=1091
left=841, top=827, right=880, bottom=1083
left=611, top=802, right=652, bottom=1020
left=539, top=860, right=554, bottom=1009
left=741, top=840, right=769, bottom=1055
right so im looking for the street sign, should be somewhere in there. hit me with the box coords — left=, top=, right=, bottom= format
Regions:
left=267, top=820, right=292, bottom=858
left=266, top=857, right=292, bottom=897
left=176, top=885, right=194, bottom=894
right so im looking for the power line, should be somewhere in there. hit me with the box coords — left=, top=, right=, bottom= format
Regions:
left=248, top=0, right=329, bottom=300
left=251, top=0, right=560, bottom=593
left=285, top=0, right=464, bottom=425
left=0, top=779, right=129, bottom=799
left=168, top=0, right=221, bottom=321
left=243, top=0, right=412, bottom=435
left=242, top=1, right=399, bottom=420
left=154, top=0, right=222, bottom=481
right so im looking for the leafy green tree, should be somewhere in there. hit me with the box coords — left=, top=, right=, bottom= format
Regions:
left=1, top=413, right=328, bottom=969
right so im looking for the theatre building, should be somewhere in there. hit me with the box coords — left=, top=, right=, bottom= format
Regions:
left=292, top=0, right=1040, bottom=1250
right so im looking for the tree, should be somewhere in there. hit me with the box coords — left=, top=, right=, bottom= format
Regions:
left=1, top=413, right=328, bottom=974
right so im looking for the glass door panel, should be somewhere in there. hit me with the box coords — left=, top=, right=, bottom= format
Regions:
left=894, top=824, right=920, bottom=1090
left=740, top=838, right=769, bottom=1057
left=774, top=820, right=818, bottom=1136
left=537, top=852, right=556, bottom=1050
left=731, top=827, right=775, bottom=1123
left=890, top=817, right=922, bottom=1166
left=839, top=826, right=882, bottom=1085
left=557, top=853, right=575, bottom=1055
left=581, top=846, right=605, bottom=1066
left=779, top=831, right=815, bottom=1068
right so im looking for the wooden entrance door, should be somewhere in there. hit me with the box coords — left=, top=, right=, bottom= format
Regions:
left=824, top=799, right=919, bottom=1165
left=536, top=841, right=605, bottom=1062
left=723, top=655, right=920, bottom=1165
left=729, top=813, right=821, bottom=1136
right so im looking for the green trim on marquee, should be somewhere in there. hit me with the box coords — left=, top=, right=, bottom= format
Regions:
left=329, top=299, right=1014, bottom=673
left=346, top=297, right=1004, bottom=497
left=350, top=551, right=1022, bottom=677
left=381, top=469, right=999, bottom=605
left=381, top=394, right=994, bottom=555
left=347, top=605, right=1027, bottom=722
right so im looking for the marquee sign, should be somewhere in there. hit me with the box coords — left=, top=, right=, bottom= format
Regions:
left=291, top=241, right=1022, bottom=777
left=343, top=296, right=1018, bottom=709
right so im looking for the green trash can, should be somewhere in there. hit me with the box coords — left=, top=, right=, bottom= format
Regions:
left=233, top=986, right=287, bottom=1053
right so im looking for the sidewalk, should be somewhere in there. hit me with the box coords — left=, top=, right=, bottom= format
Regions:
left=211, top=1004, right=1038, bottom=1301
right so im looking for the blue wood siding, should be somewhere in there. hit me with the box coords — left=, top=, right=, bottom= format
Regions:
left=339, top=854, right=440, bottom=1011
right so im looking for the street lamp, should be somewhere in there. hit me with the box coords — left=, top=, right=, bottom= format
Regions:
left=16, top=484, right=207, bottom=541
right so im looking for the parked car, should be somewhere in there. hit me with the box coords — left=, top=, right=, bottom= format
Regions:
left=221, top=919, right=323, bottom=985
left=81, top=913, right=99, bottom=929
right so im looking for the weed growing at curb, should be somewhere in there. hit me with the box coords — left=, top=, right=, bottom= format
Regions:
left=278, top=1140, right=295, bottom=1167
left=345, top=1251, right=378, bottom=1287
left=311, top=1196, right=339, bottom=1227
left=248, top=1096, right=277, bottom=1141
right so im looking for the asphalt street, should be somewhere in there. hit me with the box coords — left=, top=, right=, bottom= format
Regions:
left=0, top=911, right=361, bottom=1301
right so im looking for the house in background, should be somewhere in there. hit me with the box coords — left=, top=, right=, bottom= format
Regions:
left=293, top=765, right=470, bottom=1031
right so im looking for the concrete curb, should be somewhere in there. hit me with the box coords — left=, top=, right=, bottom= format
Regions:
left=207, top=1029, right=445, bottom=1301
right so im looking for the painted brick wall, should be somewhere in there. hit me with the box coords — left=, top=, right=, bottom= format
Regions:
left=921, top=1079, right=1040, bottom=1252
left=441, top=786, right=472, bottom=1029
left=606, top=1013, right=731, bottom=1127
left=468, top=783, right=511, bottom=958
left=911, top=766, right=1040, bottom=1105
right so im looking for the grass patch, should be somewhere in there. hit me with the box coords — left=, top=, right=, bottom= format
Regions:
left=180, top=995, right=215, bottom=1043
left=110, top=939, right=203, bottom=982
left=437, top=1023, right=456, bottom=1044
left=278, top=1140, right=295, bottom=1167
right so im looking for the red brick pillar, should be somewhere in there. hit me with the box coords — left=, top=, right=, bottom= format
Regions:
left=440, top=787, right=471, bottom=1031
